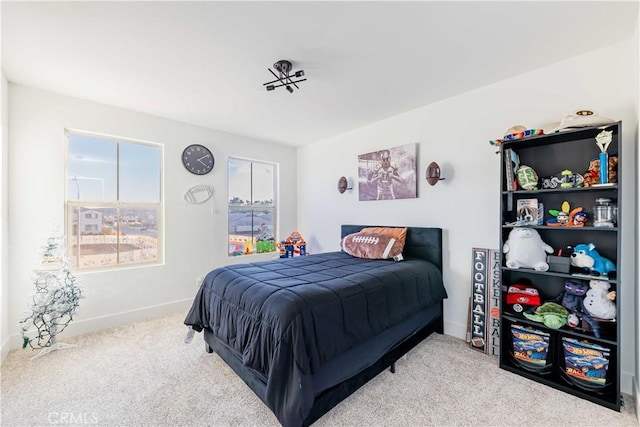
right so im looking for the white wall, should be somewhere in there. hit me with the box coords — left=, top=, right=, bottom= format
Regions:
left=1, top=72, right=9, bottom=361
left=298, top=39, right=637, bottom=394
left=6, top=84, right=297, bottom=353
left=634, top=13, right=640, bottom=422
left=0, top=0, right=8, bottom=361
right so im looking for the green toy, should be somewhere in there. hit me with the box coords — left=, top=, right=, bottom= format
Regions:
left=523, top=302, right=569, bottom=329
left=516, top=165, right=539, bottom=190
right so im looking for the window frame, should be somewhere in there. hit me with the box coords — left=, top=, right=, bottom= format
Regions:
left=227, top=156, right=278, bottom=257
left=64, top=129, right=164, bottom=272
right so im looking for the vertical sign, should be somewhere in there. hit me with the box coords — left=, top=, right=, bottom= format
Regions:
left=488, top=249, right=501, bottom=357
left=470, top=248, right=501, bottom=355
left=470, top=248, right=488, bottom=352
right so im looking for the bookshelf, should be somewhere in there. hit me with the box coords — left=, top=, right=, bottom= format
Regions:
left=499, top=122, right=622, bottom=411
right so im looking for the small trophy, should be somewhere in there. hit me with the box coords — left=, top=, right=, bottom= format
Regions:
left=595, top=130, right=612, bottom=184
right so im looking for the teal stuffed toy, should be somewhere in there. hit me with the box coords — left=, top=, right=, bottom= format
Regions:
left=570, top=243, right=616, bottom=276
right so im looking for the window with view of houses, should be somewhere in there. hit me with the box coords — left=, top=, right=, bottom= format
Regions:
left=228, top=157, right=277, bottom=256
left=66, top=131, right=163, bottom=270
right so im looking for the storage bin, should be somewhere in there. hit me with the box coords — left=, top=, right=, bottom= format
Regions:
left=511, top=324, right=550, bottom=368
left=562, top=337, right=610, bottom=387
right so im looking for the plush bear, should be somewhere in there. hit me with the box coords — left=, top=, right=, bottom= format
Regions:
left=570, top=243, right=616, bottom=276
left=583, top=155, right=618, bottom=187
left=503, top=227, right=553, bottom=271
left=583, top=280, right=616, bottom=320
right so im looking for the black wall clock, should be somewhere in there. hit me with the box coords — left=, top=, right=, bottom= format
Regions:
left=182, top=144, right=214, bottom=175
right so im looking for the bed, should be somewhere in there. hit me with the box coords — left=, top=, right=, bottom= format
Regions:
left=184, top=224, right=447, bottom=426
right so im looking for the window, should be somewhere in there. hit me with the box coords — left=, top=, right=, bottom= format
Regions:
left=228, top=157, right=277, bottom=256
left=66, top=131, right=162, bottom=270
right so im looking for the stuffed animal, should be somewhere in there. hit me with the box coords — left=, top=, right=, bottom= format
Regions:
left=552, top=279, right=612, bottom=338
left=555, top=279, right=589, bottom=324
left=523, top=302, right=568, bottom=329
left=583, top=155, right=618, bottom=187
left=503, top=227, right=553, bottom=271
left=583, top=280, right=616, bottom=320
left=570, top=243, right=616, bottom=277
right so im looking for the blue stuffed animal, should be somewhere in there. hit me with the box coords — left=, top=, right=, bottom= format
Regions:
left=570, top=243, right=616, bottom=277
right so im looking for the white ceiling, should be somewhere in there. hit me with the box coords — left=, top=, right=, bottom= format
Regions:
left=2, top=1, right=638, bottom=147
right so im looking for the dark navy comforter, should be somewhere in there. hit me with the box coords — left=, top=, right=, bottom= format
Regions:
left=184, top=251, right=447, bottom=426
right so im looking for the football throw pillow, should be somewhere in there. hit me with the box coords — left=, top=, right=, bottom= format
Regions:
left=360, top=227, right=407, bottom=251
left=340, top=232, right=404, bottom=261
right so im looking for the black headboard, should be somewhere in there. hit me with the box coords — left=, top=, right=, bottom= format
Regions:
left=341, top=225, right=443, bottom=272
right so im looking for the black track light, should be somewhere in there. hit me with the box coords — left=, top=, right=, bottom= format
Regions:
left=263, top=59, right=307, bottom=93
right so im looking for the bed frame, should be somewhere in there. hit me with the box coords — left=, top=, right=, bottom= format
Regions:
left=203, top=224, right=444, bottom=426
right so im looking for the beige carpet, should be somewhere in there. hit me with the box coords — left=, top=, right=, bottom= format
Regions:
left=1, top=311, right=636, bottom=426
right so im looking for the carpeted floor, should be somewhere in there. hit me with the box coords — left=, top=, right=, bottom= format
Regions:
left=1, top=311, right=636, bottom=426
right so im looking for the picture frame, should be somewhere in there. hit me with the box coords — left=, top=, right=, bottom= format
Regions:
left=357, top=143, right=417, bottom=201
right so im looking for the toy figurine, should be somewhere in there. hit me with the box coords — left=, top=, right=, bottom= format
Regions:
left=297, top=238, right=307, bottom=256
left=546, top=201, right=584, bottom=227
left=285, top=241, right=295, bottom=258
left=277, top=240, right=288, bottom=258
left=571, top=211, right=588, bottom=227
left=277, top=232, right=309, bottom=257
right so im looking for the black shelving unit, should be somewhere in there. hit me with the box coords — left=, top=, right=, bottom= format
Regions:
left=499, top=122, right=622, bottom=411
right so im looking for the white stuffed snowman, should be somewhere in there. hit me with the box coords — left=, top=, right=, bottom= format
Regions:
left=583, top=280, right=616, bottom=320
left=503, top=227, right=554, bottom=271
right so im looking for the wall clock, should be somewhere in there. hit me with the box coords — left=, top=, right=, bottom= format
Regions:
left=182, top=144, right=214, bottom=175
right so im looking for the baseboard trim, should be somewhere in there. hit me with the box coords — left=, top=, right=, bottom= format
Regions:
left=635, top=377, right=639, bottom=426
left=3, top=298, right=193, bottom=357
left=444, top=320, right=467, bottom=341
left=1, top=335, right=10, bottom=364
left=621, top=369, right=635, bottom=396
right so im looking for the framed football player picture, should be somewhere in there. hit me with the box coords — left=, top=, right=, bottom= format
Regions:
left=357, top=143, right=417, bottom=201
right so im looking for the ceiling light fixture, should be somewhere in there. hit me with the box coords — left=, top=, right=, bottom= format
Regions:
left=263, top=60, right=306, bottom=93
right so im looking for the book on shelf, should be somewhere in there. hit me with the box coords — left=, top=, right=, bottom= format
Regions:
left=504, top=148, right=519, bottom=191
left=516, top=198, right=544, bottom=225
